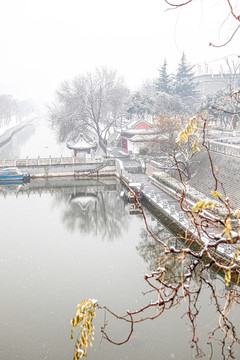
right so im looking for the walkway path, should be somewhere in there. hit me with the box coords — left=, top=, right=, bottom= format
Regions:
left=120, top=158, right=239, bottom=265
left=122, top=170, right=186, bottom=226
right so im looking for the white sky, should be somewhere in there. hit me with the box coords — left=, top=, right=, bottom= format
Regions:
left=0, top=0, right=239, bottom=103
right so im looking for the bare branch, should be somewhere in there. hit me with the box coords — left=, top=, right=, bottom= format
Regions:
left=209, top=24, right=240, bottom=48
left=164, top=0, right=193, bottom=8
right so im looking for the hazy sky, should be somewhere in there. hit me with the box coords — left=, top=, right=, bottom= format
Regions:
left=0, top=0, right=239, bottom=102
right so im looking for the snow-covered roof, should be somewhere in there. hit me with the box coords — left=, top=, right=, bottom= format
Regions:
left=67, top=133, right=97, bottom=150
left=122, top=128, right=157, bottom=136
left=126, top=119, right=152, bottom=129
left=129, top=133, right=167, bottom=142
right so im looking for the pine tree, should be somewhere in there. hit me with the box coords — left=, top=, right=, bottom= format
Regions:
left=156, top=59, right=172, bottom=94
left=173, top=53, right=198, bottom=99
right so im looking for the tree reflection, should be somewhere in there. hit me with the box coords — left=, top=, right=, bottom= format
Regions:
left=136, top=220, right=190, bottom=277
left=53, top=184, right=130, bottom=241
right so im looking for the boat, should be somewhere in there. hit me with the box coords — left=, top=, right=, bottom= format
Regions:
left=0, top=167, right=30, bottom=182
left=128, top=182, right=143, bottom=202
left=128, top=202, right=142, bottom=215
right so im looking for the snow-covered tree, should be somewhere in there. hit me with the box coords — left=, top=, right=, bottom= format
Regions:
left=49, top=67, right=129, bottom=147
left=155, top=59, right=172, bottom=94
left=126, top=91, right=154, bottom=119
left=154, top=92, right=185, bottom=117
left=198, top=89, right=240, bottom=130
left=173, top=53, right=198, bottom=100
left=0, top=95, right=16, bottom=126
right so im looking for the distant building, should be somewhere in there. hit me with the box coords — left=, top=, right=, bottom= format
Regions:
left=195, top=73, right=240, bottom=95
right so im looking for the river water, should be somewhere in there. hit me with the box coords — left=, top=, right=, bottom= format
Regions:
left=0, top=118, right=239, bottom=359
left=0, top=118, right=72, bottom=159
left=0, top=176, right=194, bottom=360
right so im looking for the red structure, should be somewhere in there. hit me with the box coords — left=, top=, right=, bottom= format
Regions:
left=121, top=120, right=152, bottom=155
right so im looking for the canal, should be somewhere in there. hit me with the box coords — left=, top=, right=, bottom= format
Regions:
left=0, top=176, right=224, bottom=360
left=0, top=117, right=72, bottom=159
left=0, top=118, right=239, bottom=359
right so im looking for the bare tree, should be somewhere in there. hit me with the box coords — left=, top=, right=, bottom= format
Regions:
left=49, top=67, right=129, bottom=150
left=0, top=95, right=16, bottom=126
left=198, top=89, right=240, bottom=130
left=146, top=114, right=200, bottom=181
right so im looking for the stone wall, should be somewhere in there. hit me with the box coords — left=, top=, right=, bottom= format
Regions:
left=195, top=73, right=240, bottom=95
left=189, top=150, right=240, bottom=209
left=146, top=151, right=240, bottom=210
left=15, top=158, right=116, bottom=178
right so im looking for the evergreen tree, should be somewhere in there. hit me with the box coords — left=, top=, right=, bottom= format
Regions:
left=156, top=59, right=172, bottom=94
left=173, top=53, right=198, bottom=99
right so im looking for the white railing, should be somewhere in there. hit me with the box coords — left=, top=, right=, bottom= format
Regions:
left=208, top=140, right=240, bottom=158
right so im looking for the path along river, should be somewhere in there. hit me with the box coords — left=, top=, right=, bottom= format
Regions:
left=0, top=117, right=238, bottom=360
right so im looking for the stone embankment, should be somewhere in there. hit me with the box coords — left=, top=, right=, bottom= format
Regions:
left=0, top=156, right=117, bottom=178
left=0, top=117, right=36, bottom=147
left=119, top=160, right=240, bottom=267
left=145, top=144, right=240, bottom=210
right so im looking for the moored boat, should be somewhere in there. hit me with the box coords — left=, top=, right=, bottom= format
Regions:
left=128, top=182, right=143, bottom=202
left=0, top=167, right=30, bottom=182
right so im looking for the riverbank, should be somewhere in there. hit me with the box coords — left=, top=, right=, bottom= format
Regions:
left=120, top=169, right=240, bottom=269
left=0, top=114, right=38, bottom=147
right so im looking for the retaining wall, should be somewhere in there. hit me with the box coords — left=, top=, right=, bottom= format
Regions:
left=0, top=157, right=117, bottom=178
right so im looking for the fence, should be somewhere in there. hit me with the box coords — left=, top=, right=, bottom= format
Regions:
left=208, top=140, right=240, bottom=158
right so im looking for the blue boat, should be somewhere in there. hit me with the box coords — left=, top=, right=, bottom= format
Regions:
left=0, top=167, right=30, bottom=182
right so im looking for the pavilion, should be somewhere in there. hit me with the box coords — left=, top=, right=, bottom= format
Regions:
left=67, top=133, right=98, bottom=158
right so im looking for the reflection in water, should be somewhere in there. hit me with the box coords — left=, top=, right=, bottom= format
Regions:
left=0, top=182, right=25, bottom=194
left=137, top=214, right=228, bottom=287
left=54, top=186, right=129, bottom=240
left=137, top=218, right=178, bottom=270
left=3, top=177, right=185, bottom=360
left=133, top=210, right=240, bottom=359
left=137, top=219, right=212, bottom=283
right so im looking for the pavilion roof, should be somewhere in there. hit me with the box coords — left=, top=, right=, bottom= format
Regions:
left=67, top=133, right=97, bottom=150
left=126, top=119, right=152, bottom=129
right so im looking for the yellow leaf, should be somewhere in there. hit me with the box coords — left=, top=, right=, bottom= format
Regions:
left=210, top=190, right=222, bottom=198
